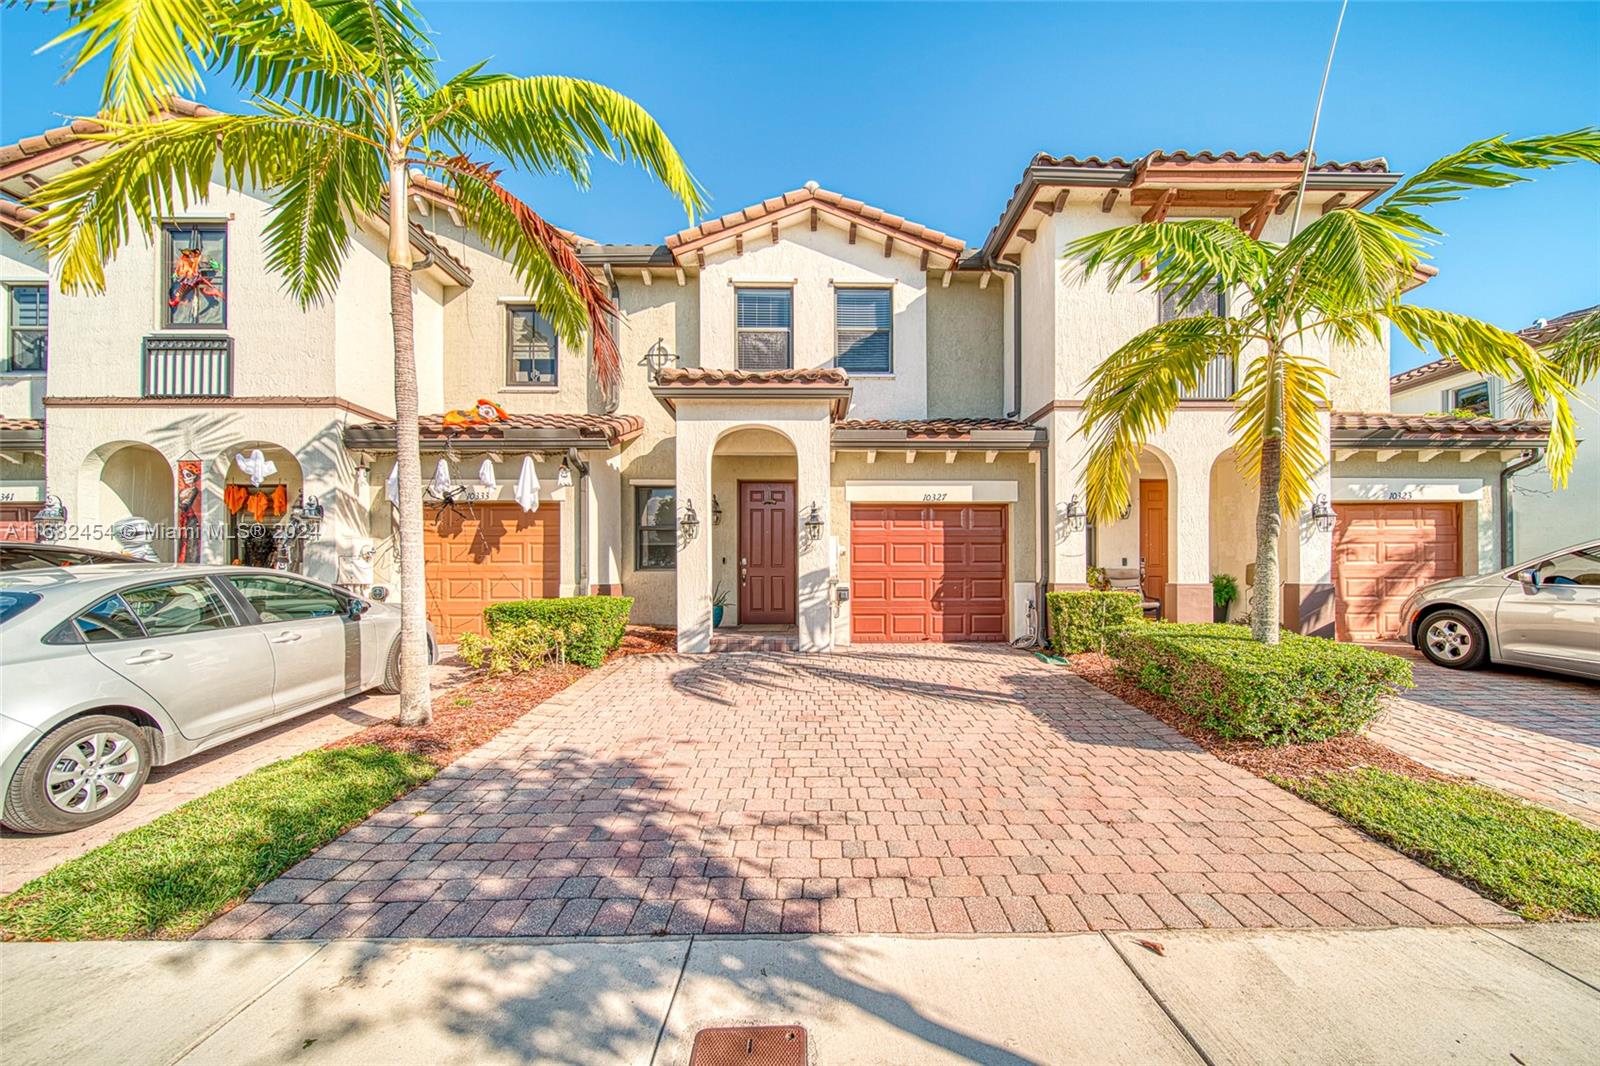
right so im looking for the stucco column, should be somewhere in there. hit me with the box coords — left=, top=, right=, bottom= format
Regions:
left=1282, top=423, right=1335, bottom=636
left=1168, top=455, right=1212, bottom=622
left=674, top=417, right=715, bottom=653
left=1047, top=409, right=1088, bottom=589
left=791, top=416, right=833, bottom=653
left=297, top=431, right=348, bottom=585
left=588, top=451, right=623, bottom=595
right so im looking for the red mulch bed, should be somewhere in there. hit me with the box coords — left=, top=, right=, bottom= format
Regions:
left=1068, top=651, right=1451, bottom=782
left=328, top=625, right=677, bottom=767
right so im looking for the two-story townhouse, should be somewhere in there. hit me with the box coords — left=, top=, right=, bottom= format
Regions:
left=2, top=107, right=1557, bottom=653
left=1390, top=306, right=1598, bottom=564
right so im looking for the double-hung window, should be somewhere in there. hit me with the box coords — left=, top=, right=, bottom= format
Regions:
left=5, top=285, right=47, bottom=372
left=834, top=287, right=892, bottom=374
left=636, top=486, right=677, bottom=570
left=736, top=288, right=792, bottom=370
left=507, top=306, right=559, bottom=385
left=163, top=223, right=228, bottom=327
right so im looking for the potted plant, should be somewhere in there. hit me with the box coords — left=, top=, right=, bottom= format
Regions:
left=1212, top=573, right=1239, bottom=623
left=712, top=583, right=729, bottom=628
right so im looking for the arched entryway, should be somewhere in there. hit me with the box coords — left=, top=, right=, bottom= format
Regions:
left=213, top=442, right=304, bottom=569
left=711, top=426, right=800, bottom=629
left=82, top=442, right=175, bottom=560
left=1209, top=449, right=1256, bottom=623
left=1092, top=446, right=1177, bottom=615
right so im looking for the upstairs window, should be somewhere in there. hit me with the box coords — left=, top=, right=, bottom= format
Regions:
left=507, top=306, right=558, bottom=385
left=1450, top=381, right=1492, bottom=417
left=163, top=223, right=228, bottom=328
left=835, top=288, right=892, bottom=374
left=736, top=288, right=792, bottom=370
left=1158, top=278, right=1226, bottom=322
left=5, top=284, right=47, bottom=373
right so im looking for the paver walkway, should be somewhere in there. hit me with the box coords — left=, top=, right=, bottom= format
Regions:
left=1369, top=650, right=1600, bottom=827
left=203, top=646, right=1510, bottom=940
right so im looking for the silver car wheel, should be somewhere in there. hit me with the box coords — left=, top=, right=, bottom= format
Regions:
left=44, top=731, right=143, bottom=815
left=1425, top=618, right=1474, bottom=661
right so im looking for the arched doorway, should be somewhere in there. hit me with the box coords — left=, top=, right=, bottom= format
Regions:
left=712, top=427, right=799, bottom=627
left=1092, top=447, right=1176, bottom=615
left=1209, top=449, right=1255, bottom=623
left=87, top=443, right=175, bottom=560
left=215, top=443, right=304, bottom=569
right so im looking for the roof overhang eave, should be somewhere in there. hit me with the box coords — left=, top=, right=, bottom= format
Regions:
left=831, top=428, right=1047, bottom=451
left=650, top=384, right=853, bottom=420
left=342, top=426, right=630, bottom=453
left=0, top=433, right=44, bottom=454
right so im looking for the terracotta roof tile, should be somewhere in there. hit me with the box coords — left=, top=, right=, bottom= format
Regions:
left=836, top=417, right=1036, bottom=437
left=0, top=98, right=219, bottom=168
left=1032, top=149, right=1390, bottom=173
left=656, top=367, right=849, bottom=388
left=0, top=199, right=40, bottom=237
left=0, top=417, right=44, bottom=434
left=1331, top=411, right=1550, bottom=441
left=665, top=185, right=965, bottom=260
left=348, top=411, right=643, bottom=446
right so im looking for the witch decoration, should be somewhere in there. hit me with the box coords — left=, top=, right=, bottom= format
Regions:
left=169, top=245, right=224, bottom=319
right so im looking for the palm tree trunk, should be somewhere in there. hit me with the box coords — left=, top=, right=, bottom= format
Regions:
left=1251, top=351, right=1285, bottom=645
left=387, top=158, right=431, bottom=726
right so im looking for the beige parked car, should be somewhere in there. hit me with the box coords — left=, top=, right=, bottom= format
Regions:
left=1397, top=541, right=1600, bottom=679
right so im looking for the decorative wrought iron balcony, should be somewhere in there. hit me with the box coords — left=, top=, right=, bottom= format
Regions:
left=142, top=335, right=233, bottom=398
left=1180, top=354, right=1237, bottom=401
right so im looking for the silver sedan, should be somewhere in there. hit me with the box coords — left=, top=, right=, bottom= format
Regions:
left=0, top=564, right=434, bottom=834
left=1398, top=541, right=1600, bottom=679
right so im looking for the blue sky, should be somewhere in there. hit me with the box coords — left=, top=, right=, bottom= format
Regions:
left=2, top=1, right=1596, bottom=371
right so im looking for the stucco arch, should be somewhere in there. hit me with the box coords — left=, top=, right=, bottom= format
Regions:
left=79, top=441, right=175, bottom=559
left=211, top=441, right=306, bottom=566
left=1208, top=448, right=1256, bottom=620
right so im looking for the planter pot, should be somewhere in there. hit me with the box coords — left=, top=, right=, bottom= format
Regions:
left=713, top=605, right=725, bottom=628
left=1213, top=602, right=1232, bottom=623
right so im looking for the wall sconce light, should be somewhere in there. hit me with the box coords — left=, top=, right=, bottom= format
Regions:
left=291, top=493, right=326, bottom=540
left=679, top=499, right=700, bottom=540
left=803, top=501, right=824, bottom=544
left=1310, top=493, right=1336, bottom=534
left=1062, top=494, right=1086, bottom=533
left=33, top=494, right=67, bottom=542
left=711, top=495, right=723, bottom=525
left=644, top=338, right=676, bottom=381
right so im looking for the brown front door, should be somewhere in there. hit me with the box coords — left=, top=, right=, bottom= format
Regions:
left=739, top=481, right=796, bottom=624
left=1139, top=479, right=1168, bottom=604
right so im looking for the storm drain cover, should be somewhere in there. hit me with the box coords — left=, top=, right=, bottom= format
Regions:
left=688, top=1025, right=807, bottom=1066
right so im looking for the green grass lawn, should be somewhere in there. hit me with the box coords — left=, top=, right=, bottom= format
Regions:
left=1279, top=768, right=1600, bottom=920
left=0, top=745, right=435, bottom=941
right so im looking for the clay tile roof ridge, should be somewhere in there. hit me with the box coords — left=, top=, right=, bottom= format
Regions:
left=1031, top=148, right=1390, bottom=173
left=664, top=184, right=964, bottom=255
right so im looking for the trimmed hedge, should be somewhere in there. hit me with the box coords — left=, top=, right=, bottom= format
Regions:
left=1108, top=622, right=1412, bottom=745
left=1047, top=590, right=1144, bottom=655
left=483, top=595, right=633, bottom=668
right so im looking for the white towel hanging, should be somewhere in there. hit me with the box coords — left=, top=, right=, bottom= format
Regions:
left=514, top=455, right=541, bottom=513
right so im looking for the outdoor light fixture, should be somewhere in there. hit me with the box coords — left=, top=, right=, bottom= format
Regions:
left=1310, top=493, right=1336, bottom=534
left=1118, top=500, right=1132, bottom=522
left=803, top=501, right=824, bottom=544
left=679, top=499, right=700, bottom=540
left=33, top=494, right=67, bottom=542
left=291, top=493, right=326, bottom=539
left=1062, top=495, right=1086, bottom=533
left=712, top=495, right=723, bottom=525
left=644, top=338, right=675, bottom=381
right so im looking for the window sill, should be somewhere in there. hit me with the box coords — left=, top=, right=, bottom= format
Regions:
left=1, top=371, right=46, bottom=378
left=501, top=384, right=560, bottom=392
left=846, top=372, right=896, bottom=379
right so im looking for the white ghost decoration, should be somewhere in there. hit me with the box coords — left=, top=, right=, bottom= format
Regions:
left=429, top=458, right=452, bottom=498
left=477, top=458, right=497, bottom=490
left=234, top=449, right=277, bottom=488
left=385, top=461, right=399, bottom=501
left=556, top=462, right=574, bottom=490
left=514, top=456, right=541, bottom=513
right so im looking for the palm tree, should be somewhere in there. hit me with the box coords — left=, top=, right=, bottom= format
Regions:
left=1506, top=307, right=1600, bottom=417
left=1061, top=131, right=1598, bottom=644
left=25, top=0, right=704, bottom=722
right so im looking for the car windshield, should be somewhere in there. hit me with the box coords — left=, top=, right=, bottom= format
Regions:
left=0, top=589, right=41, bottom=624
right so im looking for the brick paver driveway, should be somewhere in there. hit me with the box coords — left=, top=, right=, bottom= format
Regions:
left=1370, top=650, right=1600, bottom=827
left=204, top=646, right=1508, bottom=940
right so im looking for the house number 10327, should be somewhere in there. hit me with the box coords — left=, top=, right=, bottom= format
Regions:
left=922, top=493, right=948, bottom=502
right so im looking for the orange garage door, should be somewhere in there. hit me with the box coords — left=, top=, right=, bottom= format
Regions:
left=423, top=503, right=560, bottom=641
left=850, top=504, right=1007, bottom=642
left=1333, top=502, right=1461, bottom=642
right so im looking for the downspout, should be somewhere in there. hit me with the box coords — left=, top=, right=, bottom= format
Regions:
left=566, top=448, right=590, bottom=594
left=993, top=259, right=1024, bottom=418
left=1499, top=447, right=1543, bottom=567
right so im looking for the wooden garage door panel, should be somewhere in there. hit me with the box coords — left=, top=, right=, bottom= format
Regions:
left=850, top=504, right=1007, bottom=644
left=1333, top=502, right=1460, bottom=642
left=422, top=503, right=560, bottom=641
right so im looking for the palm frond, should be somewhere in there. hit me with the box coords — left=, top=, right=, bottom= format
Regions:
left=438, top=159, right=623, bottom=397
left=1231, top=349, right=1331, bottom=514
left=259, top=120, right=384, bottom=304
left=1373, top=128, right=1600, bottom=236
left=1503, top=308, right=1600, bottom=418
left=1077, top=315, right=1244, bottom=523
left=1266, top=207, right=1422, bottom=326
left=1062, top=218, right=1271, bottom=309
left=43, top=0, right=226, bottom=122
left=1386, top=304, right=1577, bottom=486
left=446, top=76, right=706, bottom=217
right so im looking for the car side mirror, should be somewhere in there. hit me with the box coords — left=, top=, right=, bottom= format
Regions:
left=347, top=599, right=369, bottom=620
left=1514, top=568, right=1540, bottom=590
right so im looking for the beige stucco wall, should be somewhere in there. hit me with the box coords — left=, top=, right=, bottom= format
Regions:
left=1, top=230, right=48, bottom=420
left=926, top=277, right=1005, bottom=418
left=697, top=218, right=929, bottom=422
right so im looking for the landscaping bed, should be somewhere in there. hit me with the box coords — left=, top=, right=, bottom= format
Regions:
left=1067, top=644, right=1600, bottom=921
left=0, top=622, right=671, bottom=941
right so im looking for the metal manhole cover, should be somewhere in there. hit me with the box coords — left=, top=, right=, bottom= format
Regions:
left=688, top=1025, right=807, bottom=1066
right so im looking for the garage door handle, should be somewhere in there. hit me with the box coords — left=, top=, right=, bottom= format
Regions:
left=124, top=650, right=173, bottom=665
left=269, top=632, right=302, bottom=644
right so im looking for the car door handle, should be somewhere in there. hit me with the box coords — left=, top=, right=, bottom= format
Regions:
left=269, top=632, right=302, bottom=644
left=124, top=650, right=173, bottom=665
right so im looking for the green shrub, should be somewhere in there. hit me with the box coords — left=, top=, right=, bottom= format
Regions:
left=1212, top=573, right=1239, bottom=609
left=482, top=595, right=633, bottom=668
left=459, top=619, right=573, bottom=675
left=1046, top=589, right=1144, bottom=655
left=1108, top=622, right=1412, bottom=744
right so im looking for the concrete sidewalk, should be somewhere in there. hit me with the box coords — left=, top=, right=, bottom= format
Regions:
left=2, top=925, right=1596, bottom=1065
